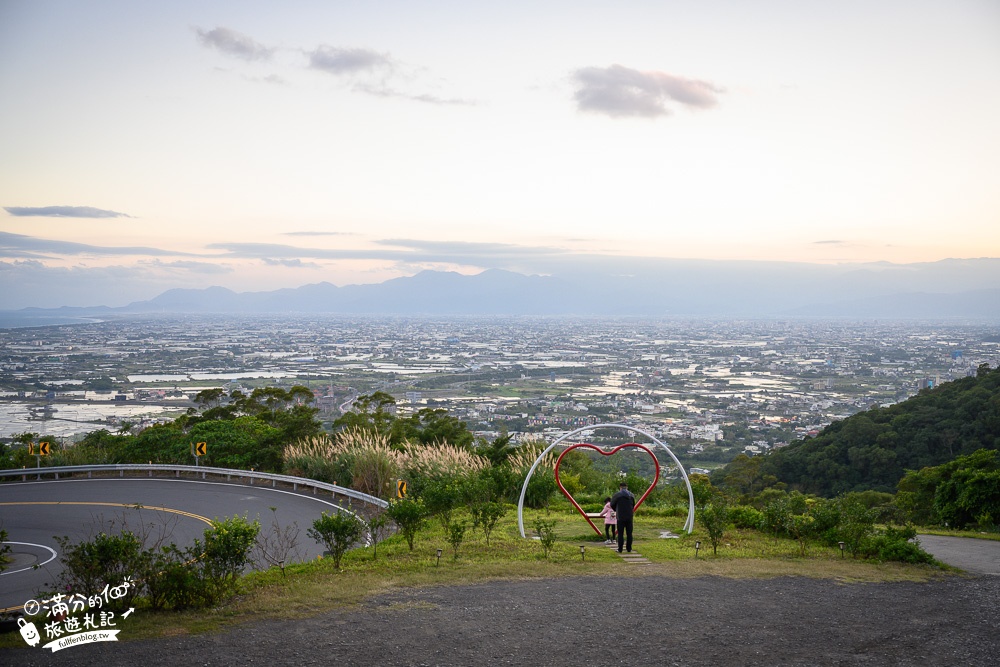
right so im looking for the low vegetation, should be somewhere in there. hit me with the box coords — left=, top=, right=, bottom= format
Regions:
left=5, top=380, right=989, bottom=646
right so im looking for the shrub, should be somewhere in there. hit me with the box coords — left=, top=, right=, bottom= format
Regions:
left=862, top=526, right=935, bottom=564
left=365, top=510, right=392, bottom=560
left=759, top=497, right=791, bottom=539
left=533, top=518, right=557, bottom=558
left=386, top=498, right=428, bottom=551
left=421, top=477, right=463, bottom=529
left=728, top=505, right=764, bottom=530
left=307, top=511, right=363, bottom=569
left=524, top=468, right=558, bottom=509
left=55, top=530, right=143, bottom=605
left=808, top=498, right=843, bottom=547
left=0, top=527, right=11, bottom=573
left=447, top=521, right=467, bottom=560
left=197, top=514, right=260, bottom=601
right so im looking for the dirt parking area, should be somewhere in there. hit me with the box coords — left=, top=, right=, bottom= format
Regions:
left=4, top=573, right=998, bottom=666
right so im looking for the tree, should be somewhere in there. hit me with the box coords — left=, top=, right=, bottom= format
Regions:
left=479, top=433, right=515, bottom=466
left=473, top=502, right=507, bottom=547
left=333, top=391, right=397, bottom=439
left=698, top=501, right=731, bottom=556
left=307, top=511, right=363, bottom=569
left=447, top=521, right=467, bottom=560
left=391, top=407, right=474, bottom=449
left=365, top=510, right=392, bottom=560
left=836, top=497, right=877, bottom=558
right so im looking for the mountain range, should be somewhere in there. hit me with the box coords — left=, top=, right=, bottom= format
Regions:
left=9, top=258, right=1000, bottom=320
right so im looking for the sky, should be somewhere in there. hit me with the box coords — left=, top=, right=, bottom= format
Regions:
left=1, top=0, right=999, bottom=309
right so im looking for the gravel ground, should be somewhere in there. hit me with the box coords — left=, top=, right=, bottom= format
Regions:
left=4, top=574, right=998, bottom=666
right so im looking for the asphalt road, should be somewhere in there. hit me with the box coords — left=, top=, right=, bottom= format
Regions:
left=0, top=478, right=353, bottom=613
left=917, top=534, right=1000, bottom=575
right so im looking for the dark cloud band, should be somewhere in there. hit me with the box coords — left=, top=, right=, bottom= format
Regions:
left=4, top=205, right=132, bottom=218
left=0, top=231, right=193, bottom=258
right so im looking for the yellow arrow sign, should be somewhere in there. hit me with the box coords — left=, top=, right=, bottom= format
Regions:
left=39, top=442, right=50, bottom=456
left=195, top=442, right=207, bottom=457
left=396, top=479, right=407, bottom=498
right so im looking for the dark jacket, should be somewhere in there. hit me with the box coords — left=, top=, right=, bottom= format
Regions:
left=610, top=488, right=635, bottom=522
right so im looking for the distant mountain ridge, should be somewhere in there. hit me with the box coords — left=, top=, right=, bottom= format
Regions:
left=11, top=259, right=1000, bottom=319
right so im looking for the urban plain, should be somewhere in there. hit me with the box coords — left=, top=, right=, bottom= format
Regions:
left=2, top=315, right=997, bottom=475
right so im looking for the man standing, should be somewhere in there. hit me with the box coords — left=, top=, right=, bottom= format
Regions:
left=610, top=482, right=636, bottom=553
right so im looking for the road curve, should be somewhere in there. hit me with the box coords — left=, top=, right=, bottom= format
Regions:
left=917, top=534, right=1000, bottom=575
left=0, top=477, right=357, bottom=612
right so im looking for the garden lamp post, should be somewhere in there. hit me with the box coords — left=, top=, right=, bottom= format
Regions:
left=436, top=548, right=443, bottom=566
left=695, top=540, right=701, bottom=558
left=838, top=542, right=845, bottom=558
left=580, top=545, right=586, bottom=562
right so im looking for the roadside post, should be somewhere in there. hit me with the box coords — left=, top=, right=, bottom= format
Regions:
left=30, top=441, right=50, bottom=468
left=191, top=441, right=207, bottom=466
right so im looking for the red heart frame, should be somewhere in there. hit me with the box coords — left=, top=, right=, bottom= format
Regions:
left=554, top=442, right=660, bottom=536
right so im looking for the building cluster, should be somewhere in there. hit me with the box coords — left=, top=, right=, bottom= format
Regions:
left=1, top=315, right=997, bottom=469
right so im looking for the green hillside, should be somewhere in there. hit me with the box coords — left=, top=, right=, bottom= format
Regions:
left=716, top=364, right=1000, bottom=496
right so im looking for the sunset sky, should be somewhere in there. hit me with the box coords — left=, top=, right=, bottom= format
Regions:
left=1, top=0, right=999, bottom=308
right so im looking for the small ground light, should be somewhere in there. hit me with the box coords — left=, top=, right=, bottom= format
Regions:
left=838, top=541, right=845, bottom=558
left=436, top=548, right=443, bottom=566
left=278, top=559, right=285, bottom=577
left=580, top=545, right=586, bottom=561
left=695, top=540, right=701, bottom=558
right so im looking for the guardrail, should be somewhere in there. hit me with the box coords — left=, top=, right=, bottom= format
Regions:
left=0, top=464, right=388, bottom=509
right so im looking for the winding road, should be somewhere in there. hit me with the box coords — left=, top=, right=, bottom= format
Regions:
left=917, top=534, right=1000, bottom=575
left=0, top=477, right=353, bottom=613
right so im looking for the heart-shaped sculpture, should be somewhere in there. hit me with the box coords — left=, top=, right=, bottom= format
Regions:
left=554, top=442, right=660, bottom=536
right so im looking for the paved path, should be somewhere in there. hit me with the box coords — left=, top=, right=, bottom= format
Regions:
left=917, top=535, right=1000, bottom=575
left=917, top=534, right=1000, bottom=575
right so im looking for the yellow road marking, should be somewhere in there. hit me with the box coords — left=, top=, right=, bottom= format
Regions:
left=0, top=501, right=213, bottom=525
left=0, top=502, right=213, bottom=614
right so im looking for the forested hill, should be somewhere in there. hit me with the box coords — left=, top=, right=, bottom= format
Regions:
left=720, top=364, right=1000, bottom=497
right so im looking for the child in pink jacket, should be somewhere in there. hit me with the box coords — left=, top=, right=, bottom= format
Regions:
left=599, top=496, right=617, bottom=544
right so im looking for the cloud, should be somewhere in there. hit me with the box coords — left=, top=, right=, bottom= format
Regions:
left=377, top=239, right=565, bottom=258
left=0, top=231, right=196, bottom=258
left=262, top=258, right=321, bottom=268
left=139, top=259, right=234, bottom=274
left=207, top=239, right=569, bottom=265
left=196, top=27, right=274, bottom=61
left=572, top=64, right=723, bottom=118
left=283, top=231, right=353, bottom=237
left=355, top=84, right=475, bottom=106
left=207, top=242, right=360, bottom=259
left=308, top=46, right=391, bottom=75
left=4, top=205, right=132, bottom=218
left=813, top=240, right=846, bottom=245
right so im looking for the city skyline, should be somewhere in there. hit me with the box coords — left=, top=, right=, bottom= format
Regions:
left=2, top=1, right=999, bottom=308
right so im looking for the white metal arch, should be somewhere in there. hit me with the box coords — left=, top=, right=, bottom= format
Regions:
left=517, top=423, right=696, bottom=538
